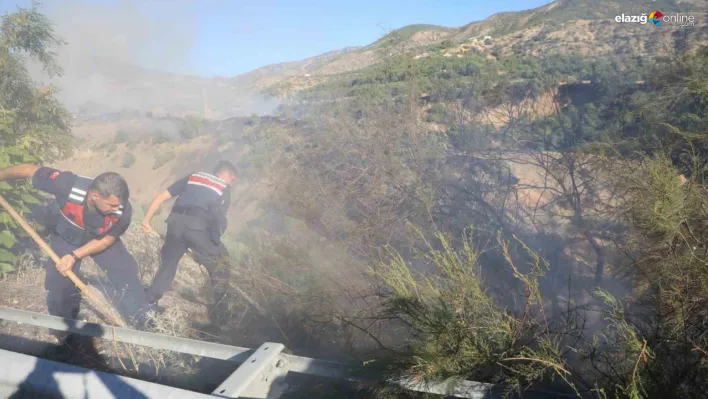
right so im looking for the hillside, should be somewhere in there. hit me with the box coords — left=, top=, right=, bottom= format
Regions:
left=259, top=1, right=708, bottom=97
left=455, top=0, right=700, bottom=38
left=32, top=0, right=707, bottom=118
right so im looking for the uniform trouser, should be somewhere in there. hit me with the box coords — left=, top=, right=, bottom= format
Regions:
left=45, top=234, right=152, bottom=330
left=144, top=213, right=231, bottom=319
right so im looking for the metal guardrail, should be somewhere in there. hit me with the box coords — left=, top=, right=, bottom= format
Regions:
left=0, top=306, right=496, bottom=398
left=0, top=348, right=215, bottom=399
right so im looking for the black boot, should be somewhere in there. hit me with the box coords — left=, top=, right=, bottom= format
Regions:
left=207, top=291, right=231, bottom=329
left=143, top=287, right=164, bottom=313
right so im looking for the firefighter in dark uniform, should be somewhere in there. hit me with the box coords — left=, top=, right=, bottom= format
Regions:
left=0, top=163, right=152, bottom=332
left=141, top=161, right=236, bottom=324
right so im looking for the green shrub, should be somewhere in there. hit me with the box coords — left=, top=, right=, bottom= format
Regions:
left=152, top=129, right=170, bottom=144
left=121, top=152, right=136, bottom=168
left=180, top=116, right=203, bottom=140
left=370, top=226, right=568, bottom=395
left=426, top=103, right=448, bottom=123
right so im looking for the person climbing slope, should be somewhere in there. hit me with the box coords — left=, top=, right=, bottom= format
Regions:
left=141, top=161, right=237, bottom=326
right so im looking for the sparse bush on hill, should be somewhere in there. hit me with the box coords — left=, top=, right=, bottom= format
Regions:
left=121, top=152, right=136, bottom=168
left=114, top=129, right=129, bottom=143
left=426, top=103, right=447, bottom=123
left=152, top=129, right=170, bottom=144
left=179, top=125, right=196, bottom=140
left=153, top=150, right=174, bottom=170
left=179, top=115, right=205, bottom=140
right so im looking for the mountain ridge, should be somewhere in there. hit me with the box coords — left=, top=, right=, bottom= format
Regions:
left=41, top=0, right=707, bottom=119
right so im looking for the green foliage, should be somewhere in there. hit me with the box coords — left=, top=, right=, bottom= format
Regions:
left=0, top=4, right=72, bottom=276
left=371, top=226, right=571, bottom=395
left=179, top=115, right=205, bottom=140
left=152, top=129, right=170, bottom=144
left=586, top=289, right=655, bottom=399
left=121, top=152, right=136, bottom=168
left=574, top=47, right=708, bottom=398
left=294, top=50, right=650, bottom=117
left=614, top=47, right=708, bottom=157
left=471, top=0, right=696, bottom=38
left=624, top=155, right=693, bottom=242
left=426, top=103, right=447, bottom=123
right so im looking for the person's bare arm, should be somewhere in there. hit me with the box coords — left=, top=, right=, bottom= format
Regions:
left=55, top=235, right=119, bottom=275
left=0, top=164, right=41, bottom=181
left=74, top=235, right=117, bottom=258
left=141, top=190, right=173, bottom=233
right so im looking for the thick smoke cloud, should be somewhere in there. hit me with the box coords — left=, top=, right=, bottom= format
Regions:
left=46, top=0, right=196, bottom=72
left=25, top=0, right=280, bottom=118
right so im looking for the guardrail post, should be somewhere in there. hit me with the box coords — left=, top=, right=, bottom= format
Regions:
left=211, top=342, right=289, bottom=398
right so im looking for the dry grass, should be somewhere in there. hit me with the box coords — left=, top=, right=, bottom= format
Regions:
left=0, top=225, right=221, bottom=383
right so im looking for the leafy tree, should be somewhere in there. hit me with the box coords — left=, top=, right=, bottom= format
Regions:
left=0, top=4, right=72, bottom=276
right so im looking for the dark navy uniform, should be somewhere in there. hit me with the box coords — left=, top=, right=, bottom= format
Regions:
left=32, top=167, right=150, bottom=328
left=145, top=172, right=231, bottom=319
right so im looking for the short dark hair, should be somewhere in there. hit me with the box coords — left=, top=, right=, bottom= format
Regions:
left=89, top=172, right=130, bottom=203
left=213, top=160, right=238, bottom=178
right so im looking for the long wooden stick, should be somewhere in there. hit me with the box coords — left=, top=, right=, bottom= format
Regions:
left=0, top=194, right=126, bottom=327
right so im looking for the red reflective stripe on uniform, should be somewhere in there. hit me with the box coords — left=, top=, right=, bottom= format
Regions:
left=99, top=216, right=120, bottom=234
left=61, top=202, right=85, bottom=229
left=188, top=175, right=224, bottom=195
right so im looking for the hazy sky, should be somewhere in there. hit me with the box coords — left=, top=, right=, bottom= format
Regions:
left=1, top=0, right=549, bottom=77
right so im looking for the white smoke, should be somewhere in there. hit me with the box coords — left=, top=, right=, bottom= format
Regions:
left=22, top=0, right=280, bottom=118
